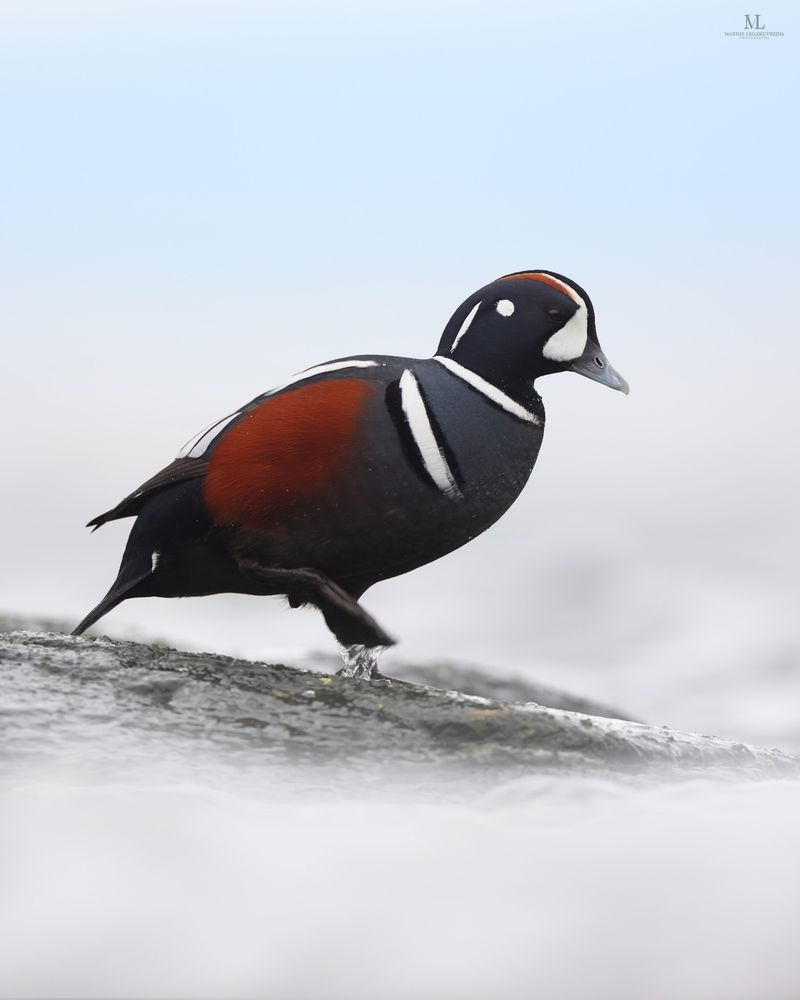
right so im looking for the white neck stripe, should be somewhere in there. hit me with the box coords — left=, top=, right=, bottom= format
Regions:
left=399, top=370, right=462, bottom=499
left=450, top=300, right=481, bottom=354
left=433, top=356, right=540, bottom=425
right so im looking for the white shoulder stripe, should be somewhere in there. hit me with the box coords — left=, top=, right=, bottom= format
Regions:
left=433, top=356, right=541, bottom=425
left=450, top=300, right=481, bottom=354
left=177, top=359, right=383, bottom=459
left=399, top=370, right=462, bottom=499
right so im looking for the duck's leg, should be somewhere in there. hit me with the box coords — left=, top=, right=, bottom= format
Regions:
left=238, top=561, right=395, bottom=659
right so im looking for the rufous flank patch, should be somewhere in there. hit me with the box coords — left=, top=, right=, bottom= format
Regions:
left=204, top=378, right=376, bottom=530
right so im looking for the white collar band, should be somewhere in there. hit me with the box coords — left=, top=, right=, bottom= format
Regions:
left=433, top=356, right=540, bottom=425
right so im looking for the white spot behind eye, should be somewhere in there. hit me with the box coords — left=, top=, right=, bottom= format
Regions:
left=496, top=299, right=515, bottom=317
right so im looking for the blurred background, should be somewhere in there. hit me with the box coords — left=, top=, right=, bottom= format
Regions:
left=1, top=4, right=799, bottom=996
left=2, top=0, right=798, bottom=744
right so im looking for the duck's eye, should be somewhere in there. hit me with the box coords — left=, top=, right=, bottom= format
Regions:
left=547, top=307, right=561, bottom=319
left=495, top=299, right=515, bottom=317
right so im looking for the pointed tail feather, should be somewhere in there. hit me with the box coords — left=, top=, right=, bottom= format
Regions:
left=72, top=569, right=151, bottom=636
left=72, top=590, right=126, bottom=636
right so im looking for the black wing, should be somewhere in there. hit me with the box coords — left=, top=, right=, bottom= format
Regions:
left=87, top=456, right=208, bottom=530
left=85, top=357, right=389, bottom=531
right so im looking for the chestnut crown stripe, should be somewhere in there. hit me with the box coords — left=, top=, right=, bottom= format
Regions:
left=501, top=271, right=582, bottom=305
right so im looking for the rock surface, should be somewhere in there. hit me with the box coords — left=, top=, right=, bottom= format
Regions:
left=1, top=628, right=796, bottom=780
left=380, top=659, right=635, bottom=720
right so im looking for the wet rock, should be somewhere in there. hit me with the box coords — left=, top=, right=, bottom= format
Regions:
left=1, top=629, right=796, bottom=780
left=386, top=660, right=634, bottom=720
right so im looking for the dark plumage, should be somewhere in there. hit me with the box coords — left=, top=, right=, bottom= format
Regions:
left=74, top=270, right=628, bottom=670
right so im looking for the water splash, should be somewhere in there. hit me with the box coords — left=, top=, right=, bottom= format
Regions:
left=338, top=644, right=385, bottom=679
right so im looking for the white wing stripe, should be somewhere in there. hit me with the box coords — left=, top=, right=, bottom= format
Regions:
left=176, top=359, right=384, bottom=459
left=264, top=359, right=383, bottom=397
left=433, top=356, right=540, bottom=425
left=399, top=370, right=462, bottom=499
left=178, top=412, right=240, bottom=459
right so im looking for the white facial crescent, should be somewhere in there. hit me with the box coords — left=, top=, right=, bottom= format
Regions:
left=542, top=307, right=589, bottom=362
left=539, top=275, right=589, bottom=362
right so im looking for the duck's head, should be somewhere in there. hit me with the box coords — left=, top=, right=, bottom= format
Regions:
left=436, top=270, right=629, bottom=396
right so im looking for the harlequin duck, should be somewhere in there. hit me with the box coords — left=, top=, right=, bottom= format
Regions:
left=73, top=270, right=628, bottom=676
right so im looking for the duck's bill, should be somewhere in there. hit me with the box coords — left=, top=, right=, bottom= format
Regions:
left=570, top=345, right=630, bottom=395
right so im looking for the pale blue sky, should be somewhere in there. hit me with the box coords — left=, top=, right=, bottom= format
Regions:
left=3, top=0, right=797, bottom=294
left=2, top=1, right=798, bottom=724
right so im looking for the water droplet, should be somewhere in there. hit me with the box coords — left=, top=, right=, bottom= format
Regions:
left=339, top=644, right=382, bottom=679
